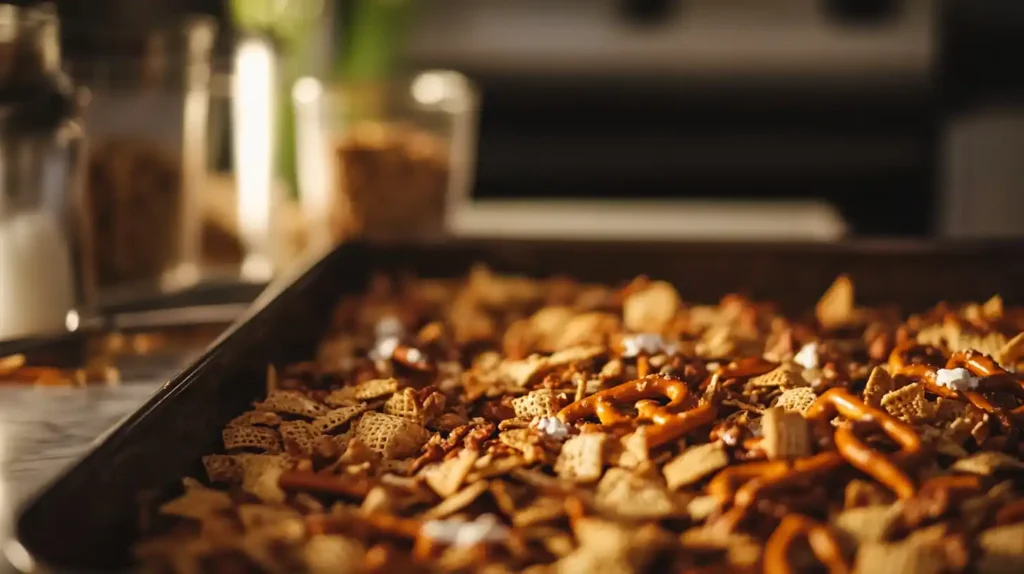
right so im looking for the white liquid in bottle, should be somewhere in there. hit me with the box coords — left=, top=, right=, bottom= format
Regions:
left=0, top=211, right=76, bottom=340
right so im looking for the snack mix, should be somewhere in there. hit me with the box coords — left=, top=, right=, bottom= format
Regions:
left=136, top=269, right=1024, bottom=573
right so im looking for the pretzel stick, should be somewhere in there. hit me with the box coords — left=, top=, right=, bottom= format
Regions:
left=806, top=388, right=922, bottom=499
left=994, top=499, right=1024, bottom=526
left=763, top=515, right=850, bottom=574
left=732, top=452, right=846, bottom=508
left=393, top=345, right=433, bottom=372
left=279, top=471, right=373, bottom=498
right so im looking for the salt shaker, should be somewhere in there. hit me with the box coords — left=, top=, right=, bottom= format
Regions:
left=0, top=3, right=91, bottom=342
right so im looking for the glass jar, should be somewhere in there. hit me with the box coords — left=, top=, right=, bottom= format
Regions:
left=69, top=16, right=216, bottom=301
left=0, top=3, right=92, bottom=342
left=293, top=71, right=479, bottom=246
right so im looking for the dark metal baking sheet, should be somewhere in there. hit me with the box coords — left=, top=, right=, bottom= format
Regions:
left=13, top=239, right=1024, bottom=571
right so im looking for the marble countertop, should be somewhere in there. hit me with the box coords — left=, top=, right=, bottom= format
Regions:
left=0, top=351, right=208, bottom=573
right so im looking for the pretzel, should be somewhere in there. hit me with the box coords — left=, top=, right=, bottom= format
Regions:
left=947, top=351, right=1024, bottom=416
left=393, top=345, right=433, bottom=372
left=763, top=515, right=850, bottom=574
left=707, top=452, right=845, bottom=506
left=558, top=375, right=717, bottom=448
left=279, top=470, right=373, bottom=498
left=893, top=347, right=1024, bottom=420
left=698, top=357, right=778, bottom=391
left=805, top=388, right=922, bottom=499
left=994, top=499, right=1024, bottom=526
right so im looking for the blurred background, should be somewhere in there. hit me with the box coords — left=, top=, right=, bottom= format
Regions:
left=48, top=0, right=1024, bottom=241
left=1, top=0, right=1024, bottom=343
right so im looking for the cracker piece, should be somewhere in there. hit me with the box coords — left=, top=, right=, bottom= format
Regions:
left=555, top=433, right=607, bottom=483
left=880, top=383, right=935, bottom=424
left=854, top=539, right=946, bottom=574
left=254, top=390, right=329, bottom=419
left=510, top=468, right=572, bottom=493
left=512, top=496, right=567, bottom=527
left=951, top=451, right=1024, bottom=475
left=623, top=280, right=680, bottom=333
left=863, top=366, right=895, bottom=408
left=774, top=386, right=819, bottom=415
left=353, top=378, right=400, bottom=400
left=304, top=534, right=365, bottom=574
left=998, top=331, right=1024, bottom=368
left=686, top=495, right=720, bottom=521
left=747, top=363, right=805, bottom=389
left=762, top=407, right=811, bottom=459
left=227, top=410, right=282, bottom=428
left=383, top=388, right=422, bottom=422
left=237, top=454, right=291, bottom=503
left=557, top=312, right=622, bottom=349
left=546, top=346, right=605, bottom=368
left=489, top=480, right=524, bottom=518
left=816, top=274, right=856, bottom=329
left=279, top=420, right=320, bottom=455
left=500, top=356, right=548, bottom=388
left=203, top=454, right=244, bottom=484
left=323, top=388, right=359, bottom=408
left=313, top=404, right=368, bottom=434
left=223, top=425, right=282, bottom=454
left=422, top=480, right=490, bottom=519
left=978, top=524, right=1024, bottom=569
left=832, top=504, right=901, bottom=544
left=353, top=412, right=430, bottom=459
left=497, top=418, right=531, bottom=431
left=237, top=504, right=302, bottom=531
left=954, top=332, right=1008, bottom=360
left=512, top=389, right=563, bottom=419
left=616, top=428, right=650, bottom=470
left=467, top=456, right=526, bottom=482
left=594, top=468, right=676, bottom=520
left=663, top=442, right=729, bottom=490
left=424, top=448, right=479, bottom=498
left=915, top=325, right=949, bottom=349
left=499, top=429, right=534, bottom=453
left=159, top=481, right=233, bottom=521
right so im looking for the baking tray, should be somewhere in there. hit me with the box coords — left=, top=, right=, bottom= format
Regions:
left=13, top=239, right=1024, bottom=572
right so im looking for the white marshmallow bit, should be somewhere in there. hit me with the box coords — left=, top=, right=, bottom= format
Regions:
left=793, top=342, right=819, bottom=371
left=531, top=416, right=570, bottom=441
left=423, top=514, right=509, bottom=547
left=370, top=337, right=400, bottom=361
left=622, top=333, right=678, bottom=358
left=935, top=367, right=980, bottom=392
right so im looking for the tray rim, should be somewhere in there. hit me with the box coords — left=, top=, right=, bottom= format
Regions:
left=12, top=237, right=1024, bottom=572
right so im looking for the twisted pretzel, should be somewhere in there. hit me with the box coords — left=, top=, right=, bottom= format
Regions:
left=805, top=388, right=922, bottom=499
left=891, top=346, right=1024, bottom=419
left=763, top=515, right=850, bottom=574
left=557, top=375, right=717, bottom=448
left=707, top=452, right=845, bottom=506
